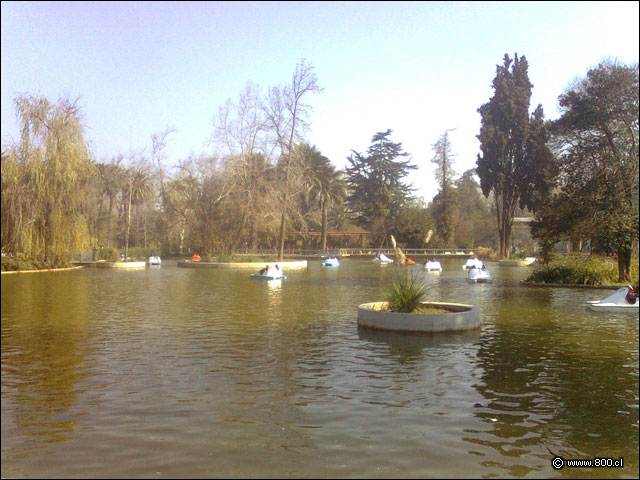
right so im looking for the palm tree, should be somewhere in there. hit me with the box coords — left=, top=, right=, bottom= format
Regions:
left=318, top=169, right=346, bottom=250
left=97, top=157, right=127, bottom=248
left=297, top=143, right=346, bottom=250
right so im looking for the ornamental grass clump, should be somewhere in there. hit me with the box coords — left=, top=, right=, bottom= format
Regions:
left=383, top=270, right=430, bottom=313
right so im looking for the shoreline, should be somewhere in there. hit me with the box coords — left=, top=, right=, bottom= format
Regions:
left=519, top=281, right=623, bottom=290
left=1, top=265, right=86, bottom=275
left=177, top=260, right=308, bottom=269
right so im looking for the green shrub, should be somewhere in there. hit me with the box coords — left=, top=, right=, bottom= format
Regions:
left=124, top=246, right=164, bottom=262
left=383, top=269, right=430, bottom=313
left=476, top=246, right=499, bottom=261
left=525, top=255, right=618, bottom=285
left=1, top=256, right=62, bottom=271
left=536, top=237, right=556, bottom=264
left=97, top=247, right=118, bottom=261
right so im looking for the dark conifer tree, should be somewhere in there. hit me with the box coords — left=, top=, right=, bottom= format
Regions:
left=477, top=53, right=556, bottom=258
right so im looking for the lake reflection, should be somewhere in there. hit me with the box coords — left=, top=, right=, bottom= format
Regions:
left=1, top=258, right=638, bottom=478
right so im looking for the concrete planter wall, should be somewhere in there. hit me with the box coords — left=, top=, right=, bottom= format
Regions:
left=96, top=261, right=146, bottom=269
left=177, top=260, right=307, bottom=269
left=357, top=301, right=480, bottom=333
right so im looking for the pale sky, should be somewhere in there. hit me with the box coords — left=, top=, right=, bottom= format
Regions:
left=2, top=1, right=638, bottom=202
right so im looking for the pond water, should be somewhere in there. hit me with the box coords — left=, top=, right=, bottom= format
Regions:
left=1, top=258, right=638, bottom=478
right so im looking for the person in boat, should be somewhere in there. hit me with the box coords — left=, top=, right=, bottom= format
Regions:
left=626, top=283, right=639, bottom=304
left=259, top=265, right=270, bottom=275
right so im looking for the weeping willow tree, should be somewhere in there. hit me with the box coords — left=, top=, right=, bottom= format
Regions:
left=2, top=95, right=95, bottom=265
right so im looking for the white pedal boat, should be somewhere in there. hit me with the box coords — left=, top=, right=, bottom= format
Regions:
left=424, top=261, right=442, bottom=272
left=322, top=257, right=340, bottom=267
left=147, top=255, right=162, bottom=266
left=250, top=274, right=287, bottom=280
left=462, top=258, right=483, bottom=270
left=373, top=253, right=393, bottom=264
left=586, top=287, right=639, bottom=312
left=467, top=267, right=492, bottom=283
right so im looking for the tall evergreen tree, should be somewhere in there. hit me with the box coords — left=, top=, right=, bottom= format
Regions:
left=430, top=130, right=457, bottom=247
left=345, top=130, right=416, bottom=243
left=453, top=170, right=495, bottom=249
left=476, top=53, right=556, bottom=258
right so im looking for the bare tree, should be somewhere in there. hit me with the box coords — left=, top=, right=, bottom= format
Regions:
left=264, top=59, right=322, bottom=261
left=213, top=81, right=274, bottom=159
left=151, top=127, right=176, bottom=252
left=212, top=82, right=277, bottom=254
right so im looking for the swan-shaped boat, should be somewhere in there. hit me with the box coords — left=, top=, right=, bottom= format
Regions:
left=586, top=286, right=639, bottom=312
left=250, top=274, right=287, bottom=280
left=423, top=260, right=442, bottom=272
left=467, top=266, right=492, bottom=283
left=251, top=265, right=286, bottom=280
left=322, top=257, right=340, bottom=267
left=462, top=257, right=483, bottom=271
left=373, top=253, right=393, bottom=264
left=147, top=256, right=162, bottom=266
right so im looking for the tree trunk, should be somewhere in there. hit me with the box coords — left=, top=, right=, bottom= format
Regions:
left=107, top=196, right=114, bottom=248
left=229, top=207, right=249, bottom=255
left=494, top=194, right=505, bottom=258
left=277, top=192, right=288, bottom=262
left=125, top=182, right=132, bottom=259
left=179, top=224, right=185, bottom=255
left=321, top=198, right=328, bottom=250
left=250, top=219, right=260, bottom=253
left=503, top=217, right=512, bottom=260
left=617, top=244, right=632, bottom=283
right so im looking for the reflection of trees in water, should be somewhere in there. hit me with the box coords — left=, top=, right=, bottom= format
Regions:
left=471, top=293, right=639, bottom=475
left=173, top=270, right=339, bottom=460
left=1, top=273, right=94, bottom=449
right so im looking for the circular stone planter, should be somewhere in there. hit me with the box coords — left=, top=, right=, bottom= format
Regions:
left=357, top=301, right=480, bottom=333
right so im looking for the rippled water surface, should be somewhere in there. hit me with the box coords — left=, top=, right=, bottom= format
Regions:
left=1, top=258, right=638, bottom=478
